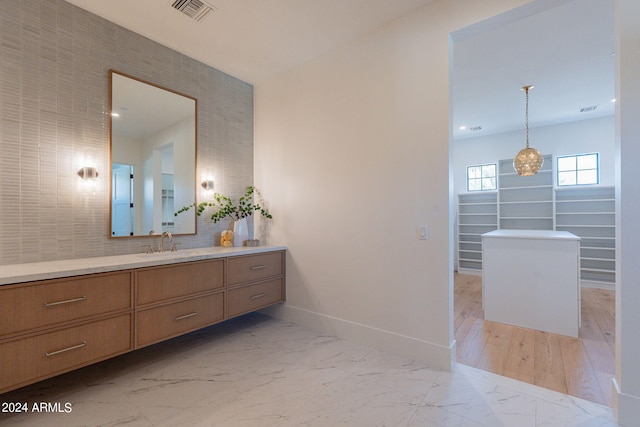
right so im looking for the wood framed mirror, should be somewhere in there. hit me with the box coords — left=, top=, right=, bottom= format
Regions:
left=109, top=70, right=197, bottom=237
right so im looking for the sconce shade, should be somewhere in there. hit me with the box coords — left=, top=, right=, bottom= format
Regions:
left=77, top=166, right=99, bottom=180
left=201, top=180, right=214, bottom=191
left=514, top=147, right=544, bottom=176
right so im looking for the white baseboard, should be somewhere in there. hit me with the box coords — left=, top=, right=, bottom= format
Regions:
left=261, top=304, right=455, bottom=371
left=581, top=280, right=615, bottom=291
left=612, top=377, right=640, bottom=426
left=456, top=268, right=482, bottom=276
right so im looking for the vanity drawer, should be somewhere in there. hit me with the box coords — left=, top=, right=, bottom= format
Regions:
left=227, top=252, right=284, bottom=287
left=136, top=259, right=224, bottom=306
left=227, top=279, right=284, bottom=318
left=0, top=313, right=133, bottom=394
left=135, top=292, right=225, bottom=348
left=0, top=271, right=133, bottom=337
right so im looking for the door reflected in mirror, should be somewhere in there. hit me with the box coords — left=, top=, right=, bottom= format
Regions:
left=109, top=70, right=197, bottom=237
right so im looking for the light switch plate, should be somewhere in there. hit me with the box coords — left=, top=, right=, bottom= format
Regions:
left=418, top=225, right=428, bottom=240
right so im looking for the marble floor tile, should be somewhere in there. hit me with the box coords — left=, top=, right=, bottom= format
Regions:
left=0, top=313, right=619, bottom=426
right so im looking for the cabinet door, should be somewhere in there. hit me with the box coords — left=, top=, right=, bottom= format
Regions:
left=136, top=259, right=224, bottom=306
left=136, top=292, right=225, bottom=348
left=0, top=271, right=132, bottom=337
left=0, top=314, right=132, bottom=393
left=227, top=252, right=284, bottom=287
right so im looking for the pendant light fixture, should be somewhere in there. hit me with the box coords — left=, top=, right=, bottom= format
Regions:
left=513, top=85, right=543, bottom=176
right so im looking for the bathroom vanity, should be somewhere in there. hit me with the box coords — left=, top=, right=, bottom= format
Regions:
left=0, top=246, right=286, bottom=394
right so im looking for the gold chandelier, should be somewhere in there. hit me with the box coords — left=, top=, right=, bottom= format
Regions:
left=513, top=85, right=543, bottom=176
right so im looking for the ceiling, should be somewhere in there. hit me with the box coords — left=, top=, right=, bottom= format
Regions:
left=452, top=0, right=615, bottom=139
left=64, top=0, right=615, bottom=140
left=63, top=0, right=436, bottom=84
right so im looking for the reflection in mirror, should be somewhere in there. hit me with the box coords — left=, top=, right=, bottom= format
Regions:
left=110, top=70, right=197, bottom=237
left=161, top=172, right=174, bottom=232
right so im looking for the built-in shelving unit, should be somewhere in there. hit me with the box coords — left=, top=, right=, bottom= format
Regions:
left=457, top=155, right=615, bottom=288
left=457, top=192, right=498, bottom=274
left=162, top=188, right=175, bottom=231
left=498, top=155, right=554, bottom=230
left=555, top=186, right=615, bottom=288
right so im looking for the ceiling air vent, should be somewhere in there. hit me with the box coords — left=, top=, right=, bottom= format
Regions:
left=579, top=105, right=598, bottom=113
left=469, top=126, right=483, bottom=132
left=171, top=0, right=216, bottom=22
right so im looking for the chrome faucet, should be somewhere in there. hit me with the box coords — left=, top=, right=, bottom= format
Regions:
left=159, top=231, right=172, bottom=253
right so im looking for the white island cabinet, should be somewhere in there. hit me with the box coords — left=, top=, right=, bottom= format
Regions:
left=481, top=230, right=580, bottom=337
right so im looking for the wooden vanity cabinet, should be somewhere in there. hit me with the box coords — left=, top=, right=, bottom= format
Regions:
left=227, top=252, right=284, bottom=286
left=136, top=293, right=224, bottom=347
left=228, top=278, right=284, bottom=317
left=134, top=253, right=286, bottom=346
left=0, top=271, right=133, bottom=338
left=0, top=271, right=134, bottom=394
left=134, top=259, right=225, bottom=348
left=227, top=251, right=286, bottom=318
left=135, top=259, right=224, bottom=306
left=0, top=249, right=286, bottom=394
left=0, top=314, right=133, bottom=393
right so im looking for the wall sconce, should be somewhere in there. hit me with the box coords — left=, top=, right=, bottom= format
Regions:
left=77, top=166, right=99, bottom=180
left=201, top=179, right=214, bottom=191
left=75, top=149, right=100, bottom=197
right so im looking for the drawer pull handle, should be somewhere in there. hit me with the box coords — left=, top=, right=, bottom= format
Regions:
left=175, top=312, right=198, bottom=321
left=250, top=293, right=266, bottom=300
left=250, top=265, right=266, bottom=271
left=43, top=341, right=87, bottom=357
left=43, top=296, right=87, bottom=307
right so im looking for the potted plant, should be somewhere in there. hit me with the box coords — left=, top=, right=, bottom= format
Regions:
left=175, top=186, right=272, bottom=247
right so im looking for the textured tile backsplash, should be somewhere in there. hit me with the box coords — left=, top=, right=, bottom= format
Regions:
left=0, top=0, right=254, bottom=264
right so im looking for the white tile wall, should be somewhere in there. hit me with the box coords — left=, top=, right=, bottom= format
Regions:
left=0, top=0, right=254, bottom=264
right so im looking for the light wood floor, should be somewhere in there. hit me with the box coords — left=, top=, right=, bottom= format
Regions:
left=454, top=273, right=615, bottom=407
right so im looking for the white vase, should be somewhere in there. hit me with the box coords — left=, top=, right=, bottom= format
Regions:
left=233, top=218, right=248, bottom=247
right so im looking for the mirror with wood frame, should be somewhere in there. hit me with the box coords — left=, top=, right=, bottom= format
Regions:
left=109, top=70, right=197, bottom=237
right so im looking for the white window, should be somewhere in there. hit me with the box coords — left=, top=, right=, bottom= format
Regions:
left=467, top=163, right=497, bottom=191
left=557, top=153, right=599, bottom=186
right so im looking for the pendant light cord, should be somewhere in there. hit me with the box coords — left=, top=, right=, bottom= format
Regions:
left=525, top=86, right=530, bottom=149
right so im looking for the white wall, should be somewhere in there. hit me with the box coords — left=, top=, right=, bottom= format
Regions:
left=254, top=0, right=532, bottom=369
left=255, top=0, right=640, bottom=422
left=453, top=116, right=615, bottom=196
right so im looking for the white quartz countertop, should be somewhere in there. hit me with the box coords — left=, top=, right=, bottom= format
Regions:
left=482, top=230, right=579, bottom=240
left=0, top=245, right=287, bottom=285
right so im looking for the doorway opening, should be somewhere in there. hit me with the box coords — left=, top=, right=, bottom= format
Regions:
left=111, top=163, right=134, bottom=237
left=450, top=0, right=615, bottom=406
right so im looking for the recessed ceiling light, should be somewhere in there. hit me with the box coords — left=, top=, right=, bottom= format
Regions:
left=611, top=98, right=617, bottom=103
left=111, top=112, right=120, bottom=117
left=459, top=126, right=467, bottom=130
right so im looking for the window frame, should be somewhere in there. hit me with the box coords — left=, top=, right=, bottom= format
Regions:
left=556, top=153, right=600, bottom=187
left=466, top=163, right=497, bottom=192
